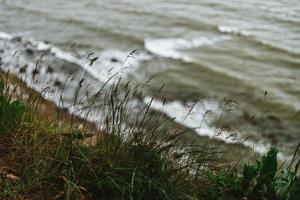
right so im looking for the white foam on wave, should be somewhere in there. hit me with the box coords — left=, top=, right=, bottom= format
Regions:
left=0, top=31, right=13, bottom=40
left=29, top=40, right=151, bottom=83
left=144, top=97, right=290, bottom=160
left=144, top=36, right=231, bottom=61
left=144, top=97, right=222, bottom=137
left=218, top=25, right=251, bottom=36
left=92, top=49, right=151, bottom=80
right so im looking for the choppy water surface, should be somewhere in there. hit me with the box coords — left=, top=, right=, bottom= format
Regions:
left=0, top=0, right=299, bottom=158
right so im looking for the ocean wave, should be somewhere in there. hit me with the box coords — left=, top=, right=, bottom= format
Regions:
left=29, top=41, right=152, bottom=83
left=144, top=97, right=289, bottom=160
left=217, top=25, right=251, bottom=36
left=0, top=31, right=14, bottom=40
left=217, top=25, right=300, bottom=55
left=0, top=30, right=151, bottom=83
left=144, top=36, right=231, bottom=61
left=255, top=39, right=300, bottom=56
left=144, top=35, right=249, bottom=82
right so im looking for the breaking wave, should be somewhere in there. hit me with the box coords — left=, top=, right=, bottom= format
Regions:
left=144, top=36, right=231, bottom=61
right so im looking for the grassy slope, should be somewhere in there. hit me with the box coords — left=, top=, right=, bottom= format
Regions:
left=0, top=71, right=299, bottom=200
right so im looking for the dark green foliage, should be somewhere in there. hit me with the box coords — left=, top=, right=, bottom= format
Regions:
left=275, top=170, right=300, bottom=200
left=207, top=148, right=300, bottom=200
left=243, top=148, right=278, bottom=199
left=288, top=177, right=300, bottom=200
left=9, top=131, right=196, bottom=199
left=0, top=81, right=26, bottom=136
left=206, top=170, right=243, bottom=200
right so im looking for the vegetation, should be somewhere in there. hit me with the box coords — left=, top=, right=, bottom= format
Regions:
left=0, top=71, right=299, bottom=200
left=205, top=147, right=300, bottom=200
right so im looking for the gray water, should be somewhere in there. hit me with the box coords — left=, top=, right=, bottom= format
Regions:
left=0, top=0, right=299, bottom=157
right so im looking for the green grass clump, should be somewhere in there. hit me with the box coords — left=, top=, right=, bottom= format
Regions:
left=205, top=148, right=300, bottom=200
left=0, top=76, right=206, bottom=199
left=0, top=81, right=26, bottom=136
left=0, top=74, right=299, bottom=200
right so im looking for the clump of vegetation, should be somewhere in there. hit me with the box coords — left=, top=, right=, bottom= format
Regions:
left=0, top=72, right=212, bottom=199
left=0, top=80, right=26, bottom=136
left=0, top=71, right=299, bottom=200
left=205, top=147, right=300, bottom=200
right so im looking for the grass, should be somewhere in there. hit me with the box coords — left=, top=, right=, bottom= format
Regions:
left=0, top=80, right=26, bottom=136
left=0, top=70, right=299, bottom=200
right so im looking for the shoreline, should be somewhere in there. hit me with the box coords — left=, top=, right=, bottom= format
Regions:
left=1, top=66, right=295, bottom=164
left=0, top=70, right=285, bottom=163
